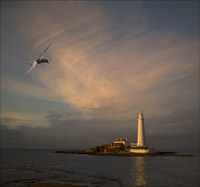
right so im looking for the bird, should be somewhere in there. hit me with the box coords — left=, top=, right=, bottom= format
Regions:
left=25, top=43, right=51, bottom=74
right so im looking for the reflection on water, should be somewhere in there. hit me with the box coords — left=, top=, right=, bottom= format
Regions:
left=135, top=157, right=147, bottom=187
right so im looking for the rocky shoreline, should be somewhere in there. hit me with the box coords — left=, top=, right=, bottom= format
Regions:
left=55, top=150, right=194, bottom=157
left=30, top=183, right=88, bottom=187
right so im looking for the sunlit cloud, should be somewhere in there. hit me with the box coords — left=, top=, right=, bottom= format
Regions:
left=36, top=31, right=197, bottom=119
left=5, top=1, right=199, bottom=121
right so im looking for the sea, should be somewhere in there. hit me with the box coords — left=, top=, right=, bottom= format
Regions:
left=0, top=149, right=199, bottom=187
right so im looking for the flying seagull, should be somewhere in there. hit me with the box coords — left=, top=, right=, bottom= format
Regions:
left=25, top=43, right=51, bottom=74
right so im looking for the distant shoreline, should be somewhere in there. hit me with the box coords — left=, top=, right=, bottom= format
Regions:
left=55, top=150, right=194, bottom=157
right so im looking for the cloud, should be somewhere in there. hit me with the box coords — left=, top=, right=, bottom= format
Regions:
left=36, top=31, right=198, bottom=119
left=1, top=110, right=49, bottom=128
left=4, top=1, right=198, bottom=121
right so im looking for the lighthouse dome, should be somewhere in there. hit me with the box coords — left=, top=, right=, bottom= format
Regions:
left=139, top=112, right=143, bottom=119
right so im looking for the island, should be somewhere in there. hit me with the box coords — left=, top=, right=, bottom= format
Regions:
left=55, top=143, right=194, bottom=157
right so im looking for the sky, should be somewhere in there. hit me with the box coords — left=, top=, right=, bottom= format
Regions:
left=1, top=1, right=199, bottom=154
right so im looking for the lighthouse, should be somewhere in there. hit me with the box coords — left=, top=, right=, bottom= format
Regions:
left=129, top=112, right=154, bottom=153
left=137, top=112, right=145, bottom=146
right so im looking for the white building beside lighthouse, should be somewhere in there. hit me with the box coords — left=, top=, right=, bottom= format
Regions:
left=129, top=112, right=154, bottom=153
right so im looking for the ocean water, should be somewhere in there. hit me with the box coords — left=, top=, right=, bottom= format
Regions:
left=0, top=149, right=199, bottom=187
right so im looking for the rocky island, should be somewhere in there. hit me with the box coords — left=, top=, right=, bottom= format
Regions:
left=55, top=143, right=194, bottom=157
left=55, top=149, right=193, bottom=157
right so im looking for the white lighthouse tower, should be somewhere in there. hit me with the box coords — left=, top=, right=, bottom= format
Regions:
left=129, top=112, right=155, bottom=153
left=137, top=112, right=145, bottom=146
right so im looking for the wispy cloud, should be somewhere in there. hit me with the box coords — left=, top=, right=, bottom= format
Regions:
left=1, top=110, right=49, bottom=128
left=4, top=1, right=199, bottom=121
left=36, top=31, right=197, bottom=119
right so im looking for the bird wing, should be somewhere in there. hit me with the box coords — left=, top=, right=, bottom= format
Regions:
left=25, top=61, right=37, bottom=74
left=39, top=43, right=51, bottom=60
